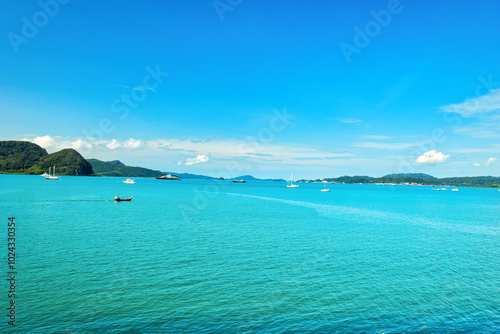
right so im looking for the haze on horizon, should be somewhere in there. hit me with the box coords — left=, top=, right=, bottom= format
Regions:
left=1, top=0, right=499, bottom=179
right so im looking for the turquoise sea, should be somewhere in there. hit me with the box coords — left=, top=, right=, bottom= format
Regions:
left=0, top=174, right=499, bottom=333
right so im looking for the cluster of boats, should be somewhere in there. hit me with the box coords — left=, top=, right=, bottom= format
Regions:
left=115, top=174, right=182, bottom=202
left=433, top=187, right=459, bottom=191
left=116, top=172, right=332, bottom=201
left=287, top=173, right=331, bottom=192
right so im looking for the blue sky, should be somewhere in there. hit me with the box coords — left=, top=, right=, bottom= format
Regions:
left=1, top=0, right=499, bottom=178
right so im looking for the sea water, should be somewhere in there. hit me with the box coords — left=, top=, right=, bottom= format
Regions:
left=0, top=174, right=499, bottom=333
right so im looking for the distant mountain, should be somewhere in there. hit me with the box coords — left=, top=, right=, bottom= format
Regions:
left=169, top=172, right=216, bottom=179
left=301, top=173, right=500, bottom=188
left=384, top=173, right=436, bottom=180
left=310, top=175, right=374, bottom=183
left=230, top=175, right=258, bottom=181
left=0, top=141, right=94, bottom=176
left=108, top=160, right=125, bottom=166
left=89, top=159, right=165, bottom=178
left=229, top=175, right=286, bottom=182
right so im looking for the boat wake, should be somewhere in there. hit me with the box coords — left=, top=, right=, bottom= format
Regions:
left=226, top=193, right=499, bottom=236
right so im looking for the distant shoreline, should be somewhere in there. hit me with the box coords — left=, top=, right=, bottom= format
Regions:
left=1, top=173, right=499, bottom=189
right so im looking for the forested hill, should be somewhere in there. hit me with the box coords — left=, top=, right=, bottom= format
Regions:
left=35, top=149, right=94, bottom=176
left=88, top=159, right=166, bottom=178
left=0, top=141, right=47, bottom=172
left=0, top=141, right=94, bottom=176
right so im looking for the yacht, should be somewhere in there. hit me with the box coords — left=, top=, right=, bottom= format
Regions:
left=45, top=166, right=59, bottom=180
left=123, top=179, right=135, bottom=184
left=321, top=183, right=330, bottom=192
left=156, top=174, right=181, bottom=180
left=287, top=172, right=299, bottom=188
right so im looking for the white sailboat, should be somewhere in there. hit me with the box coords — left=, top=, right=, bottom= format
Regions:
left=46, top=166, right=59, bottom=180
left=287, top=172, right=299, bottom=188
left=321, top=182, right=330, bottom=192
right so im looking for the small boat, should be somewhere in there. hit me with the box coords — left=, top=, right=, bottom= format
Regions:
left=46, top=166, right=59, bottom=180
left=156, top=174, right=181, bottom=180
left=440, top=188, right=447, bottom=190
left=321, top=183, right=330, bottom=192
left=451, top=188, right=459, bottom=191
left=114, top=196, right=132, bottom=202
left=433, top=188, right=441, bottom=191
left=232, top=180, right=246, bottom=183
left=123, top=179, right=135, bottom=184
left=287, top=172, right=299, bottom=188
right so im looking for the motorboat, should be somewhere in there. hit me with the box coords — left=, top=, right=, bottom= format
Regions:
left=123, top=179, right=135, bottom=184
left=114, top=196, right=132, bottom=202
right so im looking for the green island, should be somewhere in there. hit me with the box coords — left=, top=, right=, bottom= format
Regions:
left=298, top=173, right=500, bottom=188
left=0, top=141, right=94, bottom=176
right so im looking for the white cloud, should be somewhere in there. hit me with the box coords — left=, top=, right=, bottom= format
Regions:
left=31, top=135, right=57, bottom=149
left=119, top=84, right=157, bottom=92
left=185, top=154, right=209, bottom=166
left=102, top=138, right=145, bottom=150
left=449, top=144, right=500, bottom=154
left=359, top=135, right=392, bottom=140
left=106, top=139, right=121, bottom=150
left=353, top=141, right=419, bottom=150
left=337, top=118, right=362, bottom=124
left=455, top=126, right=500, bottom=139
left=485, top=157, right=497, bottom=167
left=22, top=134, right=359, bottom=169
left=133, top=85, right=157, bottom=92
left=123, top=138, right=144, bottom=150
left=71, top=139, right=93, bottom=151
left=442, top=90, right=500, bottom=140
left=440, top=89, right=500, bottom=117
left=415, top=150, right=450, bottom=165
left=25, top=136, right=146, bottom=153
left=471, top=157, right=497, bottom=167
